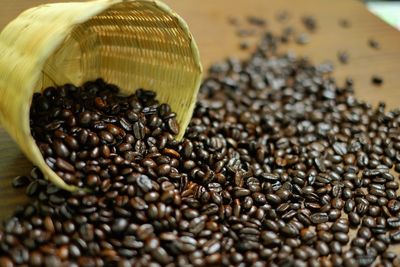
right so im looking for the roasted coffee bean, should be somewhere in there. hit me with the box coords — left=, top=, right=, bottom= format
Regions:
left=30, top=167, right=43, bottom=180
left=383, top=251, right=397, bottom=260
left=362, top=216, right=376, bottom=228
left=316, top=241, right=330, bottom=256
left=368, top=38, right=380, bottom=49
left=387, top=217, right=400, bottom=228
left=157, top=164, right=171, bottom=176
left=167, top=118, right=180, bottom=135
left=261, top=231, right=280, bottom=247
left=352, top=237, right=367, bottom=248
left=331, top=198, right=344, bottom=209
left=334, top=232, right=349, bottom=244
left=135, top=174, right=152, bottom=192
left=65, top=136, right=79, bottom=151
left=99, top=131, right=114, bottom=143
left=328, top=209, right=341, bottom=220
left=332, top=220, right=349, bottom=233
left=356, top=203, right=368, bottom=216
left=310, top=213, right=329, bottom=224
left=12, top=176, right=31, bottom=188
left=333, top=142, right=348, bottom=156
left=26, top=181, right=40, bottom=197
left=29, top=251, right=43, bottom=266
left=390, top=229, right=400, bottom=242
left=317, top=230, right=333, bottom=243
left=4, top=17, right=400, bottom=267
left=388, top=199, right=400, bottom=213
left=55, top=158, right=75, bottom=173
left=53, top=140, right=70, bottom=158
left=330, top=241, right=342, bottom=255
left=78, top=111, right=92, bottom=126
left=356, top=255, right=375, bottom=266
left=358, top=227, right=372, bottom=240
left=344, top=199, right=355, bottom=213
left=371, top=239, right=387, bottom=253
left=349, top=212, right=361, bottom=226
left=280, top=224, right=299, bottom=237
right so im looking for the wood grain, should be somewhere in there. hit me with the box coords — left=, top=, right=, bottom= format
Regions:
left=0, top=0, right=399, bottom=256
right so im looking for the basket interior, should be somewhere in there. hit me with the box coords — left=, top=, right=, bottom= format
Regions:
left=39, top=1, right=200, bottom=105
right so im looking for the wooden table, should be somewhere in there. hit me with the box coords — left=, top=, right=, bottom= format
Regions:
left=1, top=0, right=400, bottom=257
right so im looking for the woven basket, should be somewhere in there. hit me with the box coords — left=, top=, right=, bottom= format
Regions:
left=0, top=0, right=202, bottom=191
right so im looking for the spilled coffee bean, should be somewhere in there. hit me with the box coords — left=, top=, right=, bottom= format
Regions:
left=0, top=13, right=399, bottom=267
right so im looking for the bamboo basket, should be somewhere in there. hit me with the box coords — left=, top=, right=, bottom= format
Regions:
left=0, top=0, right=202, bottom=191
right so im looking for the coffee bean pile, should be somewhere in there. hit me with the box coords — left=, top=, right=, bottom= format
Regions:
left=0, top=27, right=399, bottom=267
left=29, top=79, right=181, bottom=189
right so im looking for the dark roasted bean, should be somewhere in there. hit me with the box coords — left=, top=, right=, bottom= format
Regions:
left=167, top=118, right=179, bottom=135
left=261, top=231, right=280, bottom=247
left=316, top=241, right=329, bottom=256
left=26, top=181, right=40, bottom=197
left=1, top=19, right=397, bottom=267
left=358, top=227, right=372, bottom=240
left=12, top=176, right=30, bottom=188
left=368, top=38, right=380, bottom=49
left=390, top=229, right=400, bottom=242
left=133, top=122, right=145, bottom=139
left=349, top=212, right=361, bottom=226
left=310, top=213, right=329, bottom=224
left=55, top=158, right=75, bottom=172
left=334, top=232, right=349, bottom=244
left=344, top=199, right=355, bottom=213
left=362, top=216, right=376, bottom=228
left=53, top=140, right=70, bottom=158
left=99, top=131, right=114, bottom=143
left=332, top=220, right=349, bottom=233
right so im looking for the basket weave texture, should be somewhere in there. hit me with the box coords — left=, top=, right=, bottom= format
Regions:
left=0, top=0, right=202, bottom=191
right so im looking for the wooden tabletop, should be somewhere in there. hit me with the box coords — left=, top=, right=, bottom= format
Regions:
left=1, top=0, right=400, bottom=256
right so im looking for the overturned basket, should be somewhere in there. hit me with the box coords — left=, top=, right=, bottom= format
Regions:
left=0, top=0, right=202, bottom=191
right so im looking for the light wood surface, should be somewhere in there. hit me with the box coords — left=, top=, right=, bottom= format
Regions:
left=0, top=0, right=400, bottom=256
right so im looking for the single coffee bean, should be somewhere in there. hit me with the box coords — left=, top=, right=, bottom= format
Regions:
left=316, top=241, right=330, bottom=256
left=358, top=227, right=373, bottom=240
left=349, top=212, right=361, bottom=226
left=310, top=213, right=329, bottom=224
left=368, top=39, right=380, bottom=49
left=55, top=158, right=75, bottom=173
left=26, top=181, right=40, bottom=197
left=53, top=140, right=70, bottom=158
left=79, top=111, right=92, bottom=125
left=12, top=176, right=31, bottom=188
left=167, top=118, right=180, bottom=135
